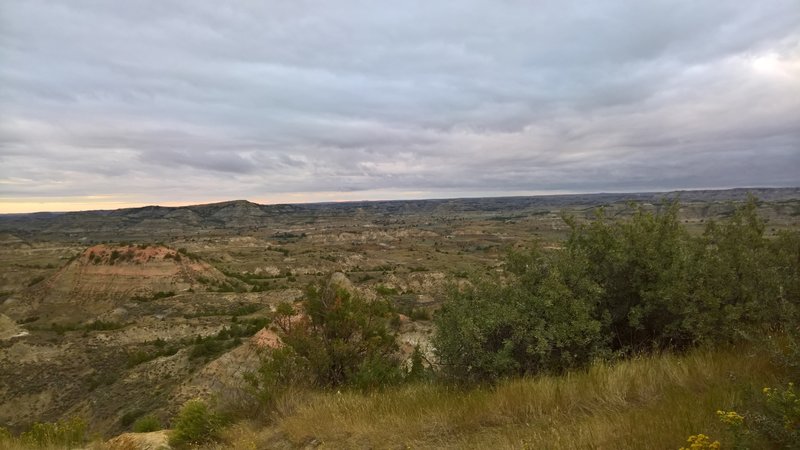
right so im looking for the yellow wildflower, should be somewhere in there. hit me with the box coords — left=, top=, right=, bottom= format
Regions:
left=679, top=434, right=721, bottom=450
left=716, top=409, right=745, bottom=426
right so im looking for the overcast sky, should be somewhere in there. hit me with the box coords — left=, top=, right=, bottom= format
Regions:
left=1, top=1, right=799, bottom=212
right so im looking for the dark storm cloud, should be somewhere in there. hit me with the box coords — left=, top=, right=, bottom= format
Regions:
left=0, top=0, right=799, bottom=210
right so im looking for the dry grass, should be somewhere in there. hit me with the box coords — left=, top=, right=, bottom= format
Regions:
left=0, top=441, right=110, bottom=450
left=210, top=345, right=786, bottom=449
left=2, top=346, right=782, bottom=449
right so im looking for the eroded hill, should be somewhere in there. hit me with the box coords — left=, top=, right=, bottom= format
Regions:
left=2, top=244, right=229, bottom=323
left=0, top=244, right=293, bottom=434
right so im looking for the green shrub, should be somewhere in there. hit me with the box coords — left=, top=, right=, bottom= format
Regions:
left=127, top=350, right=156, bottom=368
left=406, top=345, right=431, bottom=382
left=273, top=301, right=295, bottom=333
left=126, top=341, right=181, bottom=368
left=27, top=275, right=45, bottom=287
left=189, top=339, right=229, bottom=360
left=119, top=409, right=145, bottom=427
left=19, top=416, right=87, bottom=448
left=409, top=307, right=431, bottom=321
left=375, top=284, right=398, bottom=296
left=0, top=427, right=13, bottom=446
left=245, top=346, right=313, bottom=412
left=83, top=320, right=126, bottom=331
left=350, top=354, right=405, bottom=390
left=435, top=198, right=800, bottom=383
left=696, top=382, right=800, bottom=449
left=88, top=371, right=119, bottom=391
left=681, top=200, right=790, bottom=345
left=434, top=248, right=606, bottom=383
left=188, top=318, right=268, bottom=361
left=151, top=291, right=176, bottom=300
left=169, top=400, right=224, bottom=448
left=750, top=383, right=800, bottom=447
left=292, top=281, right=401, bottom=388
left=132, top=414, right=161, bottom=433
left=562, top=201, right=697, bottom=351
left=248, top=278, right=402, bottom=410
left=563, top=197, right=797, bottom=352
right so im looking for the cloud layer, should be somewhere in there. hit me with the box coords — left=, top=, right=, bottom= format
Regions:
left=1, top=0, right=799, bottom=212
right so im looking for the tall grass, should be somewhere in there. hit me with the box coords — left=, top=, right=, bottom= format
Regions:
left=211, top=345, right=787, bottom=449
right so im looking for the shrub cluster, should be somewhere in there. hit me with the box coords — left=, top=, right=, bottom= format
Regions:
left=184, top=303, right=261, bottom=319
left=126, top=340, right=181, bottom=368
left=132, top=414, right=161, bottom=433
left=434, top=249, right=607, bottom=383
left=176, top=247, right=201, bottom=261
left=26, top=275, right=45, bottom=287
left=0, top=416, right=87, bottom=448
left=133, top=290, right=176, bottom=302
left=189, top=318, right=269, bottom=360
left=434, top=198, right=800, bottom=383
left=247, top=282, right=405, bottom=412
left=83, top=320, right=127, bottom=331
left=108, top=248, right=136, bottom=264
left=219, top=268, right=273, bottom=291
left=36, top=320, right=127, bottom=335
left=687, top=382, right=799, bottom=449
left=169, top=400, right=225, bottom=448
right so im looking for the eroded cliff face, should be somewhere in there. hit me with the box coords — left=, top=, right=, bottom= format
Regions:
left=2, top=244, right=229, bottom=322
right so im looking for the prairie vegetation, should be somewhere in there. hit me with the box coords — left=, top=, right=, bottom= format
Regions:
left=435, top=199, right=800, bottom=383
left=207, top=346, right=794, bottom=449
left=0, top=192, right=798, bottom=448
left=204, top=198, right=798, bottom=449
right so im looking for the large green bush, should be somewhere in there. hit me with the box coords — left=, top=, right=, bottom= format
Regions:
left=434, top=248, right=606, bottom=383
left=244, top=345, right=313, bottom=413
left=248, top=279, right=403, bottom=407
left=435, top=198, right=800, bottom=383
left=563, top=201, right=698, bottom=351
left=298, top=282, right=402, bottom=389
left=565, top=198, right=798, bottom=350
left=680, top=201, right=789, bottom=345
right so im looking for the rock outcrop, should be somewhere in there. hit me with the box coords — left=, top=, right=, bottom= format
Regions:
left=2, top=244, right=229, bottom=321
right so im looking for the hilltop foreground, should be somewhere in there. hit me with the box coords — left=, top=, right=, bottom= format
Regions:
left=201, top=346, right=786, bottom=449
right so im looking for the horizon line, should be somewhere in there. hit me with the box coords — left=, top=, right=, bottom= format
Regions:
left=1, top=185, right=797, bottom=216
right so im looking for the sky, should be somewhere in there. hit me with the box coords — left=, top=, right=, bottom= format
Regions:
left=1, top=1, right=799, bottom=213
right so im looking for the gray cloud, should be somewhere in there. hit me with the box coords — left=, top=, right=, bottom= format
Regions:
left=1, top=0, right=799, bottom=211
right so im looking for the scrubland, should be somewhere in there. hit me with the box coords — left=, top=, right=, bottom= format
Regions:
left=0, top=191, right=798, bottom=449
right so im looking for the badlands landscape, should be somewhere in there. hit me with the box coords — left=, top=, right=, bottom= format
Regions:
left=1, top=188, right=799, bottom=448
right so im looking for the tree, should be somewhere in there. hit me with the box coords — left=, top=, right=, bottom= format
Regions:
left=434, top=248, right=606, bottom=383
left=563, top=201, right=697, bottom=351
left=248, top=275, right=403, bottom=406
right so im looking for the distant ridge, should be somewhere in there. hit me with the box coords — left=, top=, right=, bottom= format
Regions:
left=1, top=187, right=798, bottom=239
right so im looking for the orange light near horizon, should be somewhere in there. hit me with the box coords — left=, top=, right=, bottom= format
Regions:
left=0, top=197, right=215, bottom=214
left=1, top=189, right=600, bottom=214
